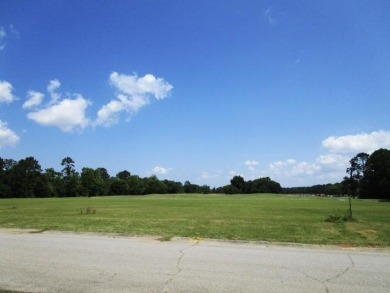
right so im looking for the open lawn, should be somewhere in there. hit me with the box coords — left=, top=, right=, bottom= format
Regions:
left=0, top=194, right=389, bottom=247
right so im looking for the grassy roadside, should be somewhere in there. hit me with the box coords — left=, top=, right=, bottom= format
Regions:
left=0, top=194, right=389, bottom=247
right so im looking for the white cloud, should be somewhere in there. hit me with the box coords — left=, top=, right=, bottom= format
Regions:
left=228, top=170, right=244, bottom=178
left=47, top=79, right=61, bottom=104
left=25, top=79, right=91, bottom=132
left=263, top=8, right=277, bottom=25
left=9, top=25, right=20, bottom=38
left=286, top=159, right=296, bottom=164
left=24, top=73, right=172, bottom=131
left=0, top=120, right=20, bottom=149
left=200, top=171, right=222, bottom=181
left=0, top=27, right=5, bottom=38
left=96, top=94, right=149, bottom=126
left=292, top=162, right=321, bottom=176
left=95, top=72, right=173, bottom=126
left=269, top=159, right=320, bottom=177
left=0, top=25, right=19, bottom=50
left=151, top=166, right=172, bottom=175
left=110, top=72, right=173, bottom=100
left=0, top=80, right=16, bottom=104
left=0, top=27, right=6, bottom=50
left=201, top=171, right=211, bottom=179
left=23, top=91, right=44, bottom=109
left=244, top=160, right=259, bottom=171
left=322, top=130, right=390, bottom=154
left=27, top=95, right=90, bottom=132
left=316, top=154, right=349, bottom=169
left=266, top=130, right=390, bottom=186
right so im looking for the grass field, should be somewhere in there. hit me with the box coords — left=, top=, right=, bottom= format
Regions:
left=0, top=194, right=389, bottom=247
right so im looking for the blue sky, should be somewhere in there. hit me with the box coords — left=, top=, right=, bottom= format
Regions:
left=1, top=0, right=390, bottom=187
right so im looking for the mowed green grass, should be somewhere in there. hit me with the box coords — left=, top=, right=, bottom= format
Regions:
left=0, top=194, right=389, bottom=247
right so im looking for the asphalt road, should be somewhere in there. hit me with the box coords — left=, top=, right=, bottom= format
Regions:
left=0, top=229, right=389, bottom=293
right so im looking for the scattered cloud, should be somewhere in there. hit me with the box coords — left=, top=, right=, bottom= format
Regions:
left=267, top=130, right=390, bottom=186
left=293, top=162, right=321, bottom=176
left=0, top=120, right=20, bottom=149
left=23, top=91, right=44, bottom=109
left=27, top=95, right=90, bottom=132
left=23, top=72, right=172, bottom=132
left=228, top=170, right=244, bottom=178
left=0, top=80, right=16, bottom=104
left=244, top=160, right=259, bottom=171
left=95, top=72, right=173, bottom=126
left=316, top=153, right=349, bottom=169
left=0, top=27, right=6, bottom=50
left=322, top=130, right=390, bottom=154
left=9, top=25, right=20, bottom=38
left=95, top=94, right=149, bottom=126
left=201, top=171, right=211, bottom=179
left=0, top=80, right=19, bottom=148
left=269, top=159, right=320, bottom=177
left=263, top=8, right=277, bottom=25
left=151, top=166, right=172, bottom=175
left=200, top=171, right=222, bottom=181
left=25, top=80, right=90, bottom=132
left=0, top=25, right=19, bottom=50
left=47, top=79, right=61, bottom=104
left=110, top=72, right=173, bottom=100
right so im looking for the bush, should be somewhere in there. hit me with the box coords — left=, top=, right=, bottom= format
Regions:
left=325, top=210, right=354, bottom=222
left=80, top=207, right=96, bottom=215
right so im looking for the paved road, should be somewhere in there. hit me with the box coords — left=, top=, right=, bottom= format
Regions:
left=0, top=230, right=389, bottom=293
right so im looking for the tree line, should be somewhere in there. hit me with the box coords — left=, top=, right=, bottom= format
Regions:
left=282, top=183, right=344, bottom=196
left=216, top=175, right=282, bottom=194
left=0, top=156, right=282, bottom=198
left=0, top=156, right=213, bottom=198
left=1, top=148, right=388, bottom=199
left=342, top=148, right=390, bottom=200
left=282, top=148, right=390, bottom=200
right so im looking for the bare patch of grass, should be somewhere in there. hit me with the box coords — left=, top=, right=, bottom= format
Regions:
left=80, top=207, right=96, bottom=215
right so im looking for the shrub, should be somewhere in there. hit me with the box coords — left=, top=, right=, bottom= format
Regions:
left=80, top=207, right=96, bottom=215
left=325, top=210, right=354, bottom=222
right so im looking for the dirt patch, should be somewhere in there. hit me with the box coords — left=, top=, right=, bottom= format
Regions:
left=0, top=228, right=44, bottom=234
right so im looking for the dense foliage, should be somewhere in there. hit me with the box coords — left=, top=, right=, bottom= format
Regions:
left=216, top=176, right=282, bottom=194
left=1, top=148, right=388, bottom=199
left=284, top=148, right=390, bottom=200
left=0, top=156, right=281, bottom=198
left=343, top=148, right=390, bottom=200
left=282, top=183, right=344, bottom=196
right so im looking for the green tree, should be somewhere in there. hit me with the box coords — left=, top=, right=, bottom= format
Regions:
left=361, top=148, right=390, bottom=199
left=128, top=175, right=145, bottom=195
left=0, top=158, right=16, bottom=198
left=144, top=175, right=167, bottom=194
left=116, top=170, right=131, bottom=180
left=246, top=177, right=282, bottom=194
left=61, top=157, right=80, bottom=197
left=61, top=157, right=75, bottom=177
left=41, top=168, right=63, bottom=197
left=7, top=157, right=42, bottom=197
left=163, top=180, right=184, bottom=194
left=345, top=152, right=369, bottom=198
left=80, top=167, right=108, bottom=196
left=109, top=178, right=129, bottom=195
left=230, top=176, right=245, bottom=193
left=96, top=167, right=110, bottom=181
left=184, top=181, right=202, bottom=193
left=223, top=184, right=240, bottom=194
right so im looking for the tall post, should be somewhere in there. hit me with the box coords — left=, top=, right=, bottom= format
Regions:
left=348, top=195, right=352, bottom=218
